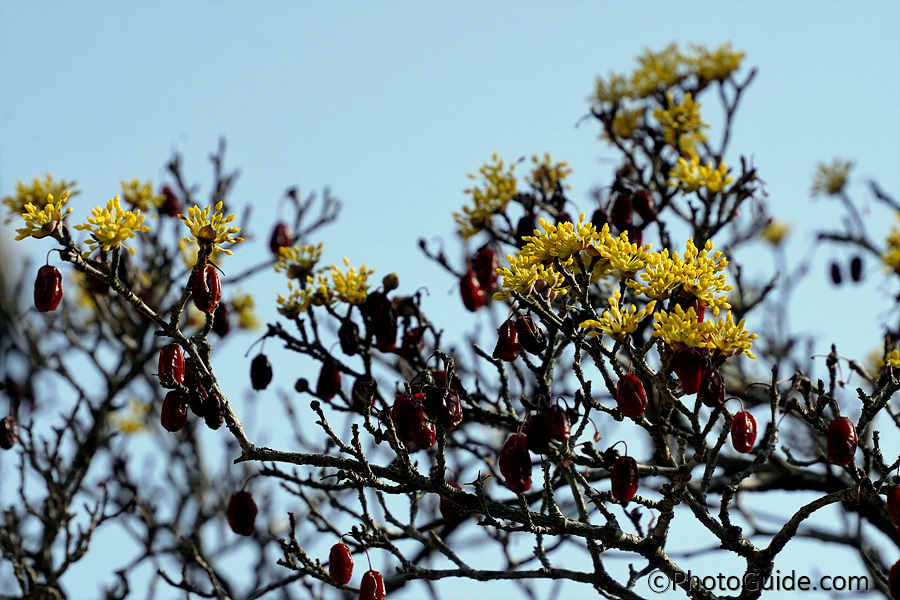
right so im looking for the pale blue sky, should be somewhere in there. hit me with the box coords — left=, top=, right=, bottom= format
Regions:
left=1, top=1, right=899, bottom=598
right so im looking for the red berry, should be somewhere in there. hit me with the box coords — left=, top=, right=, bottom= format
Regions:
left=499, top=433, right=532, bottom=494
left=546, top=404, right=571, bottom=444
left=269, top=222, right=292, bottom=255
left=887, top=484, right=900, bottom=526
left=590, top=207, right=608, bottom=230
left=525, top=411, right=551, bottom=454
left=515, top=316, right=547, bottom=354
left=328, top=542, right=354, bottom=585
left=391, top=393, right=414, bottom=445
left=159, top=185, right=181, bottom=217
left=460, top=269, right=486, bottom=312
left=212, top=302, right=231, bottom=337
left=351, top=376, right=377, bottom=413
left=373, top=304, right=398, bottom=353
left=158, top=344, right=185, bottom=389
left=625, top=224, right=643, bottom=247
left=850, top=256, right=863, bottom=282
left=34, top=265, right=63, bottom=312
left=202, top=392, right=225, bottom=430
left=407, top=397, right=436, bottom=450
left=672, top=348, right=706, bottom=395
left=556, top=211, right=574, bottom=226
left=226, top=490, right=257, bottom=536
left=609, top=191, right=632, bottom=230
left=0, top=416, right=19, bottom=450
left=339, top=320, right=361, bottom=356
left=610, top=455, right=639, bottom=504
left=397, top=326, right=426, bottom=361
left=359, top=570, right=385, bottom=600
left=515, top=215, right=536, bottom=248
left=492, top=321, right=521, bottom=362
left=161, top=390, right=189, bottom=432
left=697, top=368, right=725, bottom=408
left=826, top=416, right=857, bottom=466
left=250, top=354, right=273, bottom=391
left=316, top=360, right=342, bottom=401
left=184, top=358, right=207, bottom=416
left=440, top=482, right=466, bottom=523
left=731, top=411, right=757, bottom=453
left=616, top=374, right=647, bottom=418
left=890, top=560, right=900, bottom=600
left=423, top=386, right=462, bottom=430
left=632, top=190, right=657, bottom=223
left=472, top=246, right=499, bottom=291
left=192, top=262, right=221, bottom=313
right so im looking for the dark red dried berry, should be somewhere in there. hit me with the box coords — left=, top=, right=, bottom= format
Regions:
left=359, top=570, right=385, bottom=600
left=460, top=269, right=486, bottom=312
left=616, top=374, right=647, bottom=418
left=632, top=190, right=657, bottom=223
left=499, top=433, right=532, bottom=493
left=397, top=326, right=426, bottom=361
left=34, top=265, right=63, bottom=312
left=316, top=361, right=342, bottom=401
left=161, top=390, right=189, bottom=432
left=351, top=376, right=377, bottom=413
left=850, top=256, right=863, bottom=282
left=556, top=210, right=573, bottom=226
left=374, top=305, right=398, bottom=353
left=525, top=412, right=551, bottom=454
left=158, top=344, right=185, bottom=389
left=472, top=246, right=500, bottom=291
left=440, top=481, right=466, bottom=523
left=830, top=262, right=842, bottom=285
left=391, top=393, right=414, bottom=445
left=329, top=542, right=354, bottom=585
left=546, top=404, right=570, bottom=444
left=610, top=455, right=639, bottom=504
left=86, top=257, right=110, bottom=295
left=886, top=484, right=900, bottom=526
left=159, top=185, right=181, bottom=217
left=226, top=490, right=257, bottom=536
left=625, top=224, right=643, bottom=247
left=184, top=358, right=207, bottom=416
left=250, top=354, right=273, bottom=391
left=672, top=347, right=706, bottom=395
left=609, top=191, right=633, bottom=230
left=698, top=368, right=725, bottom=408
left=423, top=386, right=462, bottom=430
left=202, top=392, right=225, bottom=430
left=192, top=263, right=222, bottom=313
left=890, top=559, right=900, bottom=600
left=212, top=302, right=231, bottom=337
left=515, top=215, right=537, bottom=248
left=269, top=222, right=292, bottom=255
left=590, top=207, right=608, bottom=230
left=731, top=411, right=757, bottom=453
left=826, top=416, right=857, bottom=466
left=407, top=400, right=436, bottom=450
left=492, top=321, right=521, bottom=362
left=515, top=316, right=547, bottom=354
left=0, top=416, right=19, bottom=450
left=338, top=320, right=361, bottom=356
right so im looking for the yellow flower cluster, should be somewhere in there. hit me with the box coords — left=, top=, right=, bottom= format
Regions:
left=651, top=306, right=756, bottom=358
left=121, top=179, right=163, bottom=211
left=274, top=243, right=324, bottom=280
left=14, top=191, right=74, bottom=240
left=493, top=253, right=569, bottom=301
left=632, top=43, right=686, bottom=98
left=760, top=220, right=790, bottom=245
left=109, top=399, right=151, bottom=434
left=179, top=201, right=243, bottom=255
left=277, top=276, right=332, bottom=318
left=330, top=258, right=375, bottom=305
left=609, top=108, right=643, bottom=141
left=454, top=153, right=518, bottom=239
left=811, top=158, right=853, bottom=196
left=3, top=174, right=79, bottom=223
left=653, top=92, right=708, bottom=153
left=529, top=153, right=572, bottom=198
left=231, top=293, right=260, bottom=329
left=74, top=196, right=150, bottom=255
left=580, top=291, right=656, bottom=341
left=688, top=43, right=745, bottom=84
left=668, top=154, right=733, bottom=194
left=882, top=214, right=900, bottom=272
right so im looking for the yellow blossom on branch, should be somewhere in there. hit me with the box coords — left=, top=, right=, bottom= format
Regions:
left=277, top=275, right=332, bottom=317
left=609, top=108, right=643, bottom=141
left=330, top=258, right=374, bottom=305
left=454, top=153, right=518, bottom=239
left=588, top=224, right=652, bottom=278
left=528, top=153, right=572, bottom=198
left=14, top=191, right=74, bottom=240
left=761, top=220, right=790, bottom=245
left=274, top=243, right=324, bottom=280
left=668, top=154, right=733, bottom=194
left=631, top=43, right=685, bottom=98
left=520, top=213, right=596, bottom=266
left=704, top=312, right=757, bottom=358
left=653, top=92, right=708, bottom=153
left=652, top=304, right=709, bottom=350
left=73, top=196, right=150, bottom=255
left=121, top=179, right=163, bottom=211
left=493, top=254, right=568, bottom=301
left=688, top=43, right=745, bottom=83
left=811, top=158, right=853, bottom=196
left=232, top=293, right=260, bottom=329
left=3, top=174, right=79, bottom=223
left=579, top=290, right=656, bottom=341
left=109, top=399, right=151, bottom=434
left=882, top=214, right=900, bottom=272
left=593, top=72, right=632, bottom=104
left=179, top=201, right=243, bottom=255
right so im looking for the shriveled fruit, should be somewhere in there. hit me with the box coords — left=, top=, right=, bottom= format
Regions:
left=492, top=321, right=521, bottom=362
left=472, top=246, right=499, bottom=291
left=830, top=262, right=842, bottom=285
left=610, top=455, right=639, bottom=504
left=499, top=433, right=532, bottom=493
left=202, top=392, right=225, bottom=430
left=0, top=416, right=19, bottom=450
left=671, top=347, right=706, bottom=395
left=34, top=265, right=63, bottom=312
left=269, top=222, right=292, bottom=255
left=440, top=481, right=466, bottom=523
left=158, top=344, right=186, bottom=389
left=329, top=542, right=354, bottom=585
left=590, top=207, right=608, bottom=230
left=407, top=398, right=436, bottom=450
left=515, top=316, right=547, bottom=354
left=250, top=354, right=273, bottom=391
left=616, top=374, right=647, bottom=418
left=826, top=416, right=857, bottom=466
left=359, top=570, right=385, bottom=600
left=525, top=411, right=551, bottom=454
left=316, top=361, right=342, bottom=401
left=731, top=411, right=757, bottom=453
left=460, top=269, right=486, bottom=312
left=159, top=185, right=181, bottom=217
left=546, top=405, right=570, bottom=444
left=351, top=376, right=377, bottom=413
left=890, top=559, right=900, bottom=600
left=373, top=303, right=398, bottom=352
left=697, top=368, right=725, bottom=408
left=192, top=262, right=222, bottom=313
left=515, top=215, right=536, bottom=248
left=423, top=386, right=462, bottom=430
left=226, top=490, right=257, bottom=536
left=391, top=393, right=414, bottom=445
left=212, top=302, right=231, bottom=337
left=161, top=390, right=189, bottom=432
left=850, top=256, right=863, bottom=282
left=886, top=484, right=900, bottom=526
left=632, top=190, right=657, bottom=223
left=397, top=326, right=425, bottom=361
left=338, top=320, right=361, bottom=355
left=184, top=358, right=207, bottom=416
left=609, top=191, right=632, bottom=230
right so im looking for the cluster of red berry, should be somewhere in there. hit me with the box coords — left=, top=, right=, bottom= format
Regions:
left=390, top=372, right=462, bottom=450
left=590, top=187, right=657, bottom=247
left=328, top=536, right=385, bottom=600
left=460, top=246, right=499, bottom=312
left=157, top=343, right=225, bottom=431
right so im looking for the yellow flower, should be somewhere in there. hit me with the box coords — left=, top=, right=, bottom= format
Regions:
left=609, top=108, right=643, bottom=140
left=277, top=275, right=332, bottom=317
left=528, top=153, right=571, bottom=198
left=274, top=243, right=323, bottom=280
left=179, top=240, right=227, bottom=268
left=688, top=43, right=745, bottom=83
left=520, top=213, right=596, bottom=266
left=668, top=154, right=733, bottom=194
left=704, top=312, right=757, bottom=358
left=73, top=195, right=150, bottom=255
left=14, top=191, right=74, bottom=240
left=631, top=43, right=685, bottom=98
left=493, top=253, right=568, bottom=301
left=232, top=293, right=260, bottom=329
left=760, top=220, right=790, bottom=245
left=811, top=158, right=853, bottom=196
left=179, top=201, right=243, bottom=255
left=882, top=214, right=900, bottom=272
left=588, top=224, right=652, bottom=278
left=454, top=153, right=518, bottom=239
left=121, top=179, right=164, bottom=211
left=330, top=258, right=374, bottom=305
left=3, top=174, right=79, bottom=223
left=652, top=304, right=710, bottom=350
left=579, top=291, right=656, bottom=341
left=109, top=399, right=151, bottom=434
left=593, top=72, right=632, bottom=104
left=653, top=92, right=708, bottom=153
